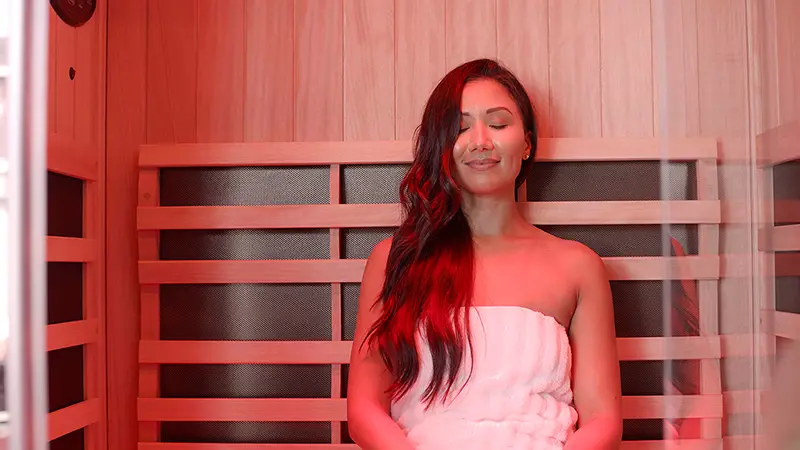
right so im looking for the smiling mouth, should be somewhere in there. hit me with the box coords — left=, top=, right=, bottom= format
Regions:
left=465, top=159, right=500, bottom=169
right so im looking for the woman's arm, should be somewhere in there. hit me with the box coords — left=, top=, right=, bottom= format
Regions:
left=564, top=245, right=623, bottom=450
left=347, top=238, right=416, bottom=450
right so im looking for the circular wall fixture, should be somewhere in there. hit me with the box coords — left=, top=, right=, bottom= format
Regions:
left=50, top=0, right=96, bottom=28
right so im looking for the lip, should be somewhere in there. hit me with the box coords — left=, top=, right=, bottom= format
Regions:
left=465, top=159, right=500, bottom=170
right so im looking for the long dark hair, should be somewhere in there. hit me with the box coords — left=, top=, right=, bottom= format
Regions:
left=364, top=59, right=538, bottom=407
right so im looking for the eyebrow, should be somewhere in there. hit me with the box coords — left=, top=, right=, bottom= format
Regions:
left=461, top=106, right=513, bottom=117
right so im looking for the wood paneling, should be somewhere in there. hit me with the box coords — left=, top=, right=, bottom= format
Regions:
left=344, top=0, right=394, bottom=141
left=244, top=0, right=294, bottom=142
left=146, top=0, right=197, bottom=144
left=107, top=0, right=148, bottom=449
left=445, top=0, right=496, bottom=70
left=47, top=1, right=108, bottom=450
left=294, top=0, right=343, bottom=141
left=196, top=0, right=245, bottom=143
left=600, top=0, right=653, bottom=137
left=548, top=0, right=601, bottom=137
left=394, top=0, right=445, bottom=140
left=101, top=0, right=774, bottom=447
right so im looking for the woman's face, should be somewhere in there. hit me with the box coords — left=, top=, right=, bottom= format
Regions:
left=452, top=78, right=530, bottom=197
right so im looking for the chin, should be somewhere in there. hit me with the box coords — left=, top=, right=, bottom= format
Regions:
left=459, top=180, right=516, bottom=198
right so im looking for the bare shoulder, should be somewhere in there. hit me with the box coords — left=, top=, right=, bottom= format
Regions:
left=357, top=236, right=393, bottom=307
left=365, top=236, right=393, bottom=272
left=537, top=234, right=608, bottom=289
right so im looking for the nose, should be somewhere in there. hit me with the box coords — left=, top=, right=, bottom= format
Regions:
left=469, top=122, right=492, bottom=151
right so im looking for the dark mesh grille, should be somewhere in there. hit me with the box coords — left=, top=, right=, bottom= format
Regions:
left=776, top=275, right=800, bottom=314
left=160, top=229, right=329, bottom=260
left=47, top=262, right=83, bottom=324
left=161, top=422, right=331, bottom=444
left=774, top=161, right=800, bottom=225
left=342, top=165, right=409, bottom=204
left=343, top=228, right=395, bottom=259
left=612, top=281, right=698, bottom=338
left=47, top=171, right=83, bottom=238
left=527, top=162, right=694, bottom=201
left=622, top=420, right=662, bottom=441
left=620, top=361, right=700, bottom=396
left=155, top=156, right=706, bottom=444
left=48, top=346, right=84, bottom=412
left=342, top=284, right=360, bottom=341
left=160, top=167, right=329, bottom=206
left=542, top=225, right=696, bottom=257
left=49, top=427, right=85, bottom=450
left=161, top=365, right=330, bottom=398
left=161, top=284, right=332, bottom=341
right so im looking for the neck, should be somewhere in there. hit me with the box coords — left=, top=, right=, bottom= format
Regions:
left=460, top=186, right=528, bottom=237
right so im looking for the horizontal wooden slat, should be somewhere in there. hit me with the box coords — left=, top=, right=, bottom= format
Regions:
left=140, top=341, right=351, bottom=364
left=773, top=311, right=800, bottom=340
left=139, top=138, right=717, bottom=168
left=756, top=120, right=800, bottom=167
left=140, top=336, right=721, bottom=365
left=47, top=236, right=97, bottom=262
left=136, top=440, right=736, bottom=450
left=138, top=256, right=719, bottom=284
left=48, top=319, right=99, bottom=351
left=48, top=134, right=98, bottom=181
left=767, top=224, right=800, bottom=252
left=138, top=395, right=721, bottom=422
left=616, top=336, right=721, bottom=361
left=49, top=398, right=102, bottom=441
left=137, top=200, right=721, bottom=230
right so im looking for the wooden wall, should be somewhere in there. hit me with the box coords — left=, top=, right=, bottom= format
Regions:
left=46, top=1, right=107, bottom=449
left=106, top=0, right=761, bottom=449
left=750, top=0, right=800, bottom=445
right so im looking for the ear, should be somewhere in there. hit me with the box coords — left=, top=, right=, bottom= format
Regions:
left=524, top=131, right=532, bottom=156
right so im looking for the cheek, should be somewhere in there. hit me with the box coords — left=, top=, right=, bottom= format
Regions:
left=452, top=137, right=469, bottom=160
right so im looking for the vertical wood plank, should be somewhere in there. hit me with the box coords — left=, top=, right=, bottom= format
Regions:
left=696, top=0, right=750, bottom=439
left=329, top=166, right=342, bottom=444
left=496, top=0, right=550, bottom=136
left=196, top=0, right=245, bottom=142
left=79, top=3, right=108, bottom=450
left=600, top=0, right=653, bottom=137
left=106, top=0, right=147, bottom=448
left=652, top=0, right=700, bottom=137
left=146, top=0, right=198, bottom=144
left=48, top=9, right=57, bottom=135
left=54, top=20, right=76, bottom=137
left=395, top=0, right=445, bottom=140
left=294, top=1, right=345, bottom=436
left=696, top=160, right=722, bottom=440
left=73, top=14, right=100, bottom=147
left=751, top=0, right=780, bottom=132
left=775, top=0, right=800, bottom=124
left=137, top=170, right=161, bottom=443
left=548, top=0, right=601, bottom=137
left=344, top=0, right=395, bottom=141
left=294, top=0, right=344, bottom=141
left=445, top=0, right=496, bottom=71
left=244, top=0, right=294, bottom=142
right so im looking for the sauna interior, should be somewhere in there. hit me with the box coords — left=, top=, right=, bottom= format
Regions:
left=1, top=0, right=799, bottom=449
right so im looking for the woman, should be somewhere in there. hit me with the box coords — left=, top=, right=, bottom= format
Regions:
left=347, top=59, right=622, bottom=449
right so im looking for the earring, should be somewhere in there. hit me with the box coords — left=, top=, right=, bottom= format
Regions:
left=523, top=153, right=529, bottom=160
